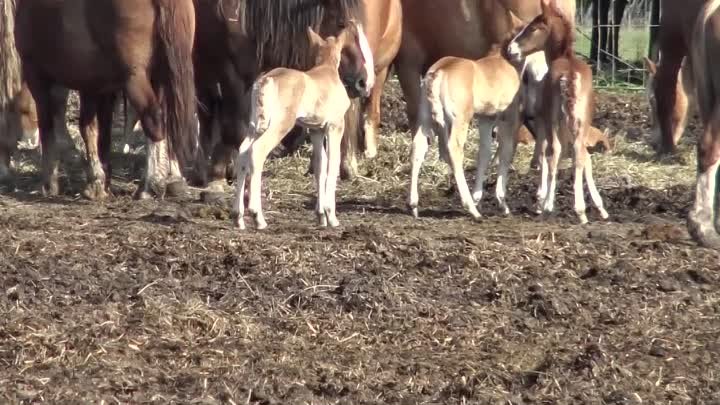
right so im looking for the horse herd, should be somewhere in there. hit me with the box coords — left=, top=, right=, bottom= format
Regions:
left=1, top=0, right=720, bottom=250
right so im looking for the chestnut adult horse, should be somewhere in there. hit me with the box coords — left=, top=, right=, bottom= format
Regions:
left=186, top=0, right=378, bottom=195
left=651, top=0, right=706, bottom=155
left=688, top=0, right=720, bottom=248
left=395, top=0, right=576, bottom=170
left=12, top=0, right=198, bottom=200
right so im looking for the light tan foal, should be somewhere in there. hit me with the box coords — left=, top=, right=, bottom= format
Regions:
left=409, top=49, right=526, bottom=219
left=233, top=26, right=352, bottom=230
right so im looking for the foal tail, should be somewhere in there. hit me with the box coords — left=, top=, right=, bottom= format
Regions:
left=559, top=72, right=581, bottom=143
left=424, top=70, right=447, bottom=128
left=691, top=0, right=720, bottom=120
left=152, top=0, right=198, bottom=167
left=249, top=77, right=273, bottom=135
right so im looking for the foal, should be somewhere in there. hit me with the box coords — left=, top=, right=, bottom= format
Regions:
left=408, top=44, right=527, bottom=219
left=507, top=0, right=609, bottom=224
left=233, top=26, right=352, bottom=230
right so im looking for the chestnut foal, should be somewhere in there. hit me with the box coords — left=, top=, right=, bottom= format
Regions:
left=408, top=41, right=531, bottom=219
left=233, top=26, right=353, bottom=230
left=507, top=0, right=609, bottom=224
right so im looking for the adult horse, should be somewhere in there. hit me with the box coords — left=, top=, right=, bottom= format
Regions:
left=12, top=0, right=198, bottom=200
left=688, top=0, right=720, bottom=248
left=651, top=0, right=706, bottom=155
left=181, top=0, right=377, bottom=196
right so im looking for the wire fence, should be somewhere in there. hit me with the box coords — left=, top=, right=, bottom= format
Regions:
left=575, top=0, right=659, bottom=90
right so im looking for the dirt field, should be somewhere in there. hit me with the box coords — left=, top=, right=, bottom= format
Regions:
left=1, top=82, right=719, bottom=405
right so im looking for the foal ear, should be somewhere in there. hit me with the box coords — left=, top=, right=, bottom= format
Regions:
left=307, top=27, right=325, bottom=47
left=643, top=57, right=657, bottom=75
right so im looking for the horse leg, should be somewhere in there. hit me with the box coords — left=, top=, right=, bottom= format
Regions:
left=125, top=73, right=170, bottom=199
left=24, top=71, right=61, bottom=196
left=471, top=119, right=495, bottom=206
left=339, top=99, right=362, bottom=180
left=654, top=39, right=685, bottom=155
left=364, top=66, right=389, bottom=159
left=324, top=122, right=345, bottom=227
left=189, top=87, right=217, bottom=188
left=77, top=93, right=106, bottom=201
left=688, top=105, right=720, bottom=249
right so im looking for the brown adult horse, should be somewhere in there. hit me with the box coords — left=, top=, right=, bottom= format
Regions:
left=341, top=0, right=403, bottom=176
left=651, top=0, right=706, bottom=155
left=395, top=0, right=575, bottom=171
left=181, top=0, right=377, bottom=196
left=688, top=0, right=720, bottom=248
left=12, top=0, right=198, bottom=200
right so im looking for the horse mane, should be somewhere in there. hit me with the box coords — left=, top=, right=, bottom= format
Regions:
left=546, top=1, right=575, bottom=59
left=1, top=0, right=22, bottom=112
left=241, top=0, right=365, bottom=70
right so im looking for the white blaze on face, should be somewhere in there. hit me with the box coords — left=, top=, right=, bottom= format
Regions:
left=507, top=23, right=532, bottom=61
left=355, top=23, right=375, bottom=90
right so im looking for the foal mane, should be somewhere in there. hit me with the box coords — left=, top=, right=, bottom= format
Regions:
left=0, top=0, right=22, bottom=110
left=241, top=0, right=365, bottom=70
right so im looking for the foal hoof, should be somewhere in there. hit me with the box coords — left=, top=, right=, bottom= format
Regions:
left=82, top=181, right=110, bottom=201
left=409, top=205, right=419, bottom=219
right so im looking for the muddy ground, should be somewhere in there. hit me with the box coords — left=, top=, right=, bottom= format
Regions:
left=1, top=81, right=719, bottom=405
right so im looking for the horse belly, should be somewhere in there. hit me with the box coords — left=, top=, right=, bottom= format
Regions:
left=17, top=1, right=123, bottom=91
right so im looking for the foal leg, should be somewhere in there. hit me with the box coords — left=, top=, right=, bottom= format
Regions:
left=324, top=123, right=345, bottom=227
left=232, top=136, right=255, bottom=230
left=471, top=119, right=495, bottom=205
left=542, top=125, right=563, bottom=215
left=364, top=66, right=390, bottom=159
left=688, top=105, right=720, bottom=248
left=446, top=117, right=481, bottom=220
left=247, top=120, right=295, bottom=230
left=407, top=115, right=432, bottom=218
left=311, top=131, right=330, bottom=227
left=572, top=137, right=589, bottom=224
left=494, top=119, right=520, bottom=216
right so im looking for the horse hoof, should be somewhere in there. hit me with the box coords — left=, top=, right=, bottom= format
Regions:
left=599, top=208, right=610, bottom=220
left=133, top=188, right=154, bottom=200
left=166, top=180, right=188, bottom=198
left=409, top=206, right=419, bottom=218
left=688, top=214, right=720, bottom=249
left=364, top=147, right=378, bottom=159
left=82, top=182, right=109, bottom=201
left=328, top=217, right=340, bottom=227
left=42, top=182, right=60, bottom=197
left=577, top=212, right=589, bottom=225
left=234, top=217, right=246, bottom=230
left=253, top=214, right=267, bottom=230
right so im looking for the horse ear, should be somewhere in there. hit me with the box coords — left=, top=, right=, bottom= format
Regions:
left=540, top=0, right=551, bottom=12
left=307, top=27, right=325, bottom=47
left=508, top=9, right=525, bottom=31
left=643, top=57, right=657, bottom=75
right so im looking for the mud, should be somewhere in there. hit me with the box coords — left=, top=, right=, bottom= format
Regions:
left=0, top=83, right=719, bottom=404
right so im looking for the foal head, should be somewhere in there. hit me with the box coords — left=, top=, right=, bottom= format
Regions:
left=506, top=0, right=574, bottom=64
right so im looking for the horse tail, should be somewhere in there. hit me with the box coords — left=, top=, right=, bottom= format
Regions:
left=691, top=0, right=720, bottom=121
left=250, top=77, right=273, bottom=135
left=152, top=0, right=198, bottom=167
left=1, top=0, right=22, bottom=146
